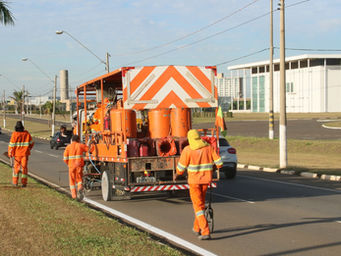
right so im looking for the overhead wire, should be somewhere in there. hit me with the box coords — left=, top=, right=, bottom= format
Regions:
left=111, top=0, right=262, bottom=57
left=123, top=0, right=310, bottom=66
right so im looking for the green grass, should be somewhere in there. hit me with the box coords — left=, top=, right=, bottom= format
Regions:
left=323, top=121, right=341, bottom=128
left=193, top=112, right=341, bottom=124
left=4, top=117, right=54, bottom=139
left=0, top=163, right=183, bottom=256
left=227, top=136, right=341, bottom=175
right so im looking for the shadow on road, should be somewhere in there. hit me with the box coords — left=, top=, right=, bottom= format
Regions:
left=212, top=217, right=341, bottom=241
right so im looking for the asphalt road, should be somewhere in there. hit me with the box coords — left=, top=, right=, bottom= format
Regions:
left=1, top=132, right=341, bottom=255
left=194, top=119, right=341, bottom=140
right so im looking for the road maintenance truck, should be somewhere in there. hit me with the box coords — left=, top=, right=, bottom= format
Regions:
left=75, top=65, right=220, bottom=201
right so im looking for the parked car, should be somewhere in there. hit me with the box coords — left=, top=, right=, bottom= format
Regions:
left=218, top=137, right=237, bottom=179
left=50, top=130, right=72, bottom=150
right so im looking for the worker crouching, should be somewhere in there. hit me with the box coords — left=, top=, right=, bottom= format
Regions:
left=8, top=121, right=34, bottom=187
left=63, top=135, right=91, bottom=200
left=176, top=129, right=223, bottom=240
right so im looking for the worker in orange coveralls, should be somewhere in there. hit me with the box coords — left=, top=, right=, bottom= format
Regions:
left=63, top=134, right=91, bottom=200
left=175, top=129, right=223, bottom=240
left=8, top=121, right=34, bottom=187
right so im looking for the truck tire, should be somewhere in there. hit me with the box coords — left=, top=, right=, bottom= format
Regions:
left=101, top=170, right=112, bottom=201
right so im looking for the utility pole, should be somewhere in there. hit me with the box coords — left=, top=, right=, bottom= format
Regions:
left=269, top=0, right=274, bottom=140
left=52, top=75, right=57, bottom=136
left=279, top=0, right=287, bottom=168
left=39, top=95, right=42, bottom=119
left=2, top=90, right=6, bottom=128
left=106, top=52, right=110, bottom=73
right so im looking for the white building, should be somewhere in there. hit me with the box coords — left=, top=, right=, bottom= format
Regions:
left=227, top=54, right=341, bottom=113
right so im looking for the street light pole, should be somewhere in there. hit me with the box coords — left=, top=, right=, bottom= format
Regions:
left=21, top=57, right=56, bottom=134
left=21, top=85, right=25, bottom=125
left=2, top=90, right=6, bottom=128
left=279, top=0, right=287, bottom=168
left=56, top=30, right=110, bottom=72
left=52, top=75, right=57, bottom=136
left=269, top=0, right=274, bottom=140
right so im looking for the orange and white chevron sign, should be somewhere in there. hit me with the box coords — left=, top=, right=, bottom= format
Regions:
left=122, top=65, right=218, bottom=110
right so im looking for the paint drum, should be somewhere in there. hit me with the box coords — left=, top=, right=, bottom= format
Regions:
left=170, top=108, right=191, bottom=137
left=148, top=109, right=170, bottom=138
left=110, top=109, right=137, bottom=138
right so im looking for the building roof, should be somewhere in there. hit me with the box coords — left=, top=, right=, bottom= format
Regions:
left=228, top=54, right=341, bottom=70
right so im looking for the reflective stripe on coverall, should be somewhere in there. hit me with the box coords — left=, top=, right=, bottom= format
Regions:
left=63, top=142, right=89, bottom=198
left=176, top=143, right=223, bottom=236
left=8, top=131, right=34, bottom=185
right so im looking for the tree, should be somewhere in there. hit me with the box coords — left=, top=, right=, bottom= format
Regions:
left=42, top=101, right=53, bottom=115
left=0, top=1, right=15, bottom=26
left=10, top=90, right=25, bottom=114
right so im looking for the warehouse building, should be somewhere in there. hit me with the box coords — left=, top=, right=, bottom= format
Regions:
left=224, top=54, right=341, bottom=113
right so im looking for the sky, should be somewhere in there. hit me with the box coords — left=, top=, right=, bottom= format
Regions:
left=1, top=0, right=341, bottom=98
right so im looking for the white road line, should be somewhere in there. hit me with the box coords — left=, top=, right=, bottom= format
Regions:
left=84, top=198, right=218, bottom=256
left=212, top=192, right=255, bottom=204
left=240, top=175, right=341, bottom=194
left=47, top=154, right=59, bottom=158
left=337, top=221, right=341, bottom=224
left=34, top=150, right=43, bottom=153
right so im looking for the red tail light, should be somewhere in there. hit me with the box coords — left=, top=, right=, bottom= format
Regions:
left=57, top=138, right=60, bottom=142
left=227, top=148, right=236, bottom=154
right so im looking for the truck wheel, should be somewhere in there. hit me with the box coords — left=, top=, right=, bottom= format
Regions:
left=101, top=170, right=112, bottom=201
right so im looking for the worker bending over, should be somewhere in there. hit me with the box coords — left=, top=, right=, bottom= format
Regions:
left=8, top=121, right=34, bottom=187
left=63, top=135, right=90, bottom=199
left=176, top=129, right=222, bottom=240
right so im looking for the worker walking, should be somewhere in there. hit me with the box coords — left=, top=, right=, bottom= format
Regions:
left=8, top=121, right=34, bottom=187
left=63, top=135, right=89, bottom=199
left=176, top=129, right=223, bottom=240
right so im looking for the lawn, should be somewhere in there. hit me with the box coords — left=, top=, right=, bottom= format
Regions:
left=0, top=163, right=183, bottom=256
left=193, top=112, right=341, bottom=124
left=228, top=136, right=341, bottom=175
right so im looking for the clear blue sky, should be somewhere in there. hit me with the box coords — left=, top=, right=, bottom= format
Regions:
left=0, top=0, right=340, bottom=97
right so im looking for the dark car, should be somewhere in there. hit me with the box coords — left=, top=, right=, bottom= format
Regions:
left=50, top=131, right=72, bottom=150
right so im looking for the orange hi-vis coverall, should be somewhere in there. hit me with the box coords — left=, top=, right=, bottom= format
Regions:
left=8, top=130, right=34, bottom=186
left=63, top=142, right=89, bottom=198
left=176, top=144, right=223, bottom=236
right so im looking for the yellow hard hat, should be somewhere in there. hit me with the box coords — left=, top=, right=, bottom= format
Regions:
left=187, top=129, right=208, bottom=150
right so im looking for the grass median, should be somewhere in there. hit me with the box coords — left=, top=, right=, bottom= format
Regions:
left=228, top=136, right=341, bottom=175
left=0, top=163, right=183, bottom=256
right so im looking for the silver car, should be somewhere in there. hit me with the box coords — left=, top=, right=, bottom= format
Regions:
left=218, top=137, right=237, bottom=179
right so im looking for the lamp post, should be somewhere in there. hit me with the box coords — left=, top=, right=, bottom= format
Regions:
left=22, top=58, right=57, bottom=135
left=56, top=30, right=110, bottom=73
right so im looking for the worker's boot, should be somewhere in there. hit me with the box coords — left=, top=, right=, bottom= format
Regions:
left=77, top=188, right=85, bottom=200
left=192, top=228, right=200, bottom=236
left=198, top=234, right=211, bottom=240
left=71, top=189, right=77, bottom=199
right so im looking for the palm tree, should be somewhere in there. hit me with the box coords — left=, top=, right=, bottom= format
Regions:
left=0, top=1, right=15, bottom=25
left=10, top=90, right=25, bottom=114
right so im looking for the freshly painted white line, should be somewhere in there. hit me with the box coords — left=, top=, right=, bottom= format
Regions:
left=212, top=192, right=255, bottom=204
left=47, top=154, right=59, bottom=158
left=83, top=197, right=218, bottom=256
left=337, top=221, right=341, bottom=224
left=34, top=150, right=43, bottom=153
left=240, top=175, right=341, bottom=194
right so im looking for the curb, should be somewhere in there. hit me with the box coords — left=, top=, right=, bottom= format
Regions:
left=237, top=163, right=341, bottom=182
left=321, top=124, right=341, bottom=130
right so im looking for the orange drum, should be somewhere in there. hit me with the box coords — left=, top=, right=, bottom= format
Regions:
left=110, top=109, right=137, bottom=138
left=148, top=109, right=170, bottom=138
left=170, top=108, right=191, bottom=137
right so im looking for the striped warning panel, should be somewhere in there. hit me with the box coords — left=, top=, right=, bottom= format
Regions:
left=122, top=65, right=218, bottom=110
left=130, top=183, right=217, bottom=193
